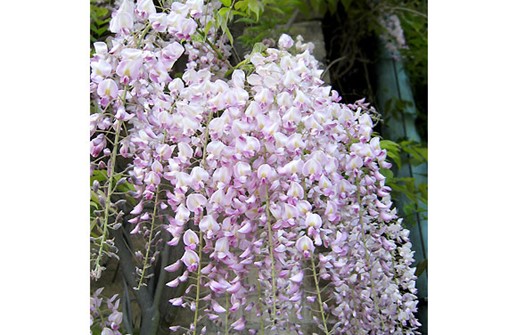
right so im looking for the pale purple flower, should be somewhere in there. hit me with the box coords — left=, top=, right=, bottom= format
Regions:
left=136, top=0, right=156, bottom=20
left=97, top=79, right=118, bottom=105
left=295, top=235, right=314, bottom=258
left=109, top=0, right=134, bottom=35
left=181, top=249, right=200, bottom=272
left=183, top=229, right=199, bottom=249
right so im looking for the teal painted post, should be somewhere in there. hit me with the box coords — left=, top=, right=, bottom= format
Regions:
left=374, top=41, right=428, bottom=334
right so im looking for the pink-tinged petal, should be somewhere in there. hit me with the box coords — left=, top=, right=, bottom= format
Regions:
left=229, top=300, right=241, bottom=312
left=302, top=158, right=322, bottom=177
left=240, top=247, right=252, bottom=259
left=191, top=166, right=209, bottom=182
left=149, top=13, right=168, bottom=32
left=287, top=181, right=304, bottom=199
left=181, top=249, right=199, bottom=271
left=186, top=193, right=207, bottom=212
left=290, top=271, right=304, bottom=283
left=97, top=79, right=118, bottom=100
left=109, top=0, right=135, bottom=34
left=254, top=88, right=273, bottom=107
left=214, top=237, right=229, bottom=256
left=101, top=328, right=114, bottom=335
left=93, top=42, right=108, bottom=55
left=295, top=235, right=314, bottom=258
left=324, top=200, right=340, bottom=222
left=136, top=0, right=156, bottom=19
left=278, top=33, right=294, bottom=49
left=289, top=294, right=302, bottom=302
left=178, top=270, right=189, bottom=282
left=169, top=326, right=180, bottom=332
left=283, top=203, right=298, bottom=220
left=231, top=317, right=246, bottom=331
left=115, top=59, right=142, bottom=83
left=166, top=278, right=180, bottom=288
left=108, top=310, right=123, bottom=324
left=164, top=260, right=181, bottom=273
left=280, top=159, right=303, bottom=175
left=169, top=297, right=183, bottom=306
left=208, top=279, right=230, bottom=293
left=237, top=221, right=252, bottom=234
left=212, top=300, right=226, bottom=313
left=305, top=213, right=322, bottom=229
left=231, top=69, right=245, bottom=88
left=90, top=134, right=106, bottom=157
left=234, top=162, right=251, bottom=182
left=201, top=263, right=213, bottom=275
left=257, top=163, right=274, bottom=182
left=182, top=229, right=199, bottom=249
left=160, top=41, right=184, bottom=68
left=199, top=215, right=220, bottom=238
left=227, top=281, right=241, bottom=294
left=177, top=142, right=193, bottom=161
left=129, top=223, right=141, bottom=235
left=275, top=244, right=286, bottom=253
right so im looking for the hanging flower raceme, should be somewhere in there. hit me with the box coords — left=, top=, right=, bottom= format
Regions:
left=90, top=0, right=421, bottom=334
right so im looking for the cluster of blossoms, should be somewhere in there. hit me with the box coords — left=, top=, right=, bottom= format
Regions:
left=378, top=14, right=408, bottom=60
left=90, top=288, right=125, bottom=335
left=90, top=0, right=420, bottom=334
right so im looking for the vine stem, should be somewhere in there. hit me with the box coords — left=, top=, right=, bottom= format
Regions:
left=136, top=184, right=161, bottom=290
left=136, top=23, right=152, bottom=48
left=257, top=280, right=265, bottom=335
left=192, top=219, right=204, bottom=335
left=93, top=86, right=127, bottom=278
left=225, top=293, right=230, bottom=335
left=310, top=254, right=330, bottom=335
left=94, top=120, right=119, bottom=275
left=264, top=186, right=278, bottom=322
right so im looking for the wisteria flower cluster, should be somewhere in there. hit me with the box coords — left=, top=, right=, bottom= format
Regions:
left=90, top=288, right=125, bottom=335
left=378, top=13, right=408, bottom=60
left=90, top=0, right=421, bottom=334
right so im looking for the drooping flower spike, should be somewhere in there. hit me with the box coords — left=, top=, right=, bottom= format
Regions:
left=90, top=0, right=421, bottom=334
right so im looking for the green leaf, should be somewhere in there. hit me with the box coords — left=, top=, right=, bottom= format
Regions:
left=400, top=140, right=428, bottom=166
left=235, top=17, right=257, bottom=24
left=251, top=42, right=267, bottom=54
left=204, top=20, right=213, bottom=36
left=415, top=259, right=428, bottom=277
left=327, top=0, right=338, bottom=14
left=191, top=33, right=204, bottom=43
left=380, top=139, right=402, bottom=169
left=231, top=9, right=248, bottom=17
left=223, top=25, right=234, bottom=45
left=247, top=0, right=264, bottom=21
left=234, top=0, right=248, bottom=11
left=221, top=0, right=232, bottom=7
left=91, top=170, right=108, bottom=184
left=341, top=0, right=353, bottom=11
left=218, top=7, right=231, bottom=18
left=418, top=183, right=428, bottom=204
left=379, top=168, right=394, bottom=180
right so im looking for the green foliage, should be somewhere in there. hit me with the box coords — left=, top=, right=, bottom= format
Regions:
left=415, top=258, right=427, bottom=277
left=90, top=1, right=111, bottom=45
left=380, top=139, right=402, bottom=169
left=235, top=0, right=265, bottom=21
left=235, top=0, right=302, bottom=47
left=380, top=138, right=427, bottom=226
